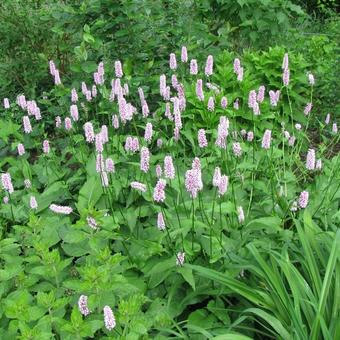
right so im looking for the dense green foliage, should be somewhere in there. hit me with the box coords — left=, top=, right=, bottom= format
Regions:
left=0, top=1, right=339, bottom=339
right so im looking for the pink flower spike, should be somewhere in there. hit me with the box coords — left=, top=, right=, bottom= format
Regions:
left=207, top=97, right=214, bottom=111
left=261, top=130, right=272, bottom=149
left=176, top=252, right=185, bottom=266
left=196, top=79, right=204, bottom=101
left=233, top=142, right=242, bottom=157
left=217, top=175, right=228, bottom=197
left=153, top=179, right=166, bottom=203
left=65, top=117, right=72, bottom=130
left=205, top=55, right=213, bottom=76
left=221, top=96, right=228, bottom=109
left=131, top=181, right=147, bottom=192
left=190, top=59, right=198, bottom=75
left=157, top=212, right=166, bottom=231
left=114, top=60, right=123, bottom=78
left=17, top=143, right=25, bottom=156
left=198, top=129, right=208, bottom=148
left=140, top=147, right=150, bottom=173
left=105, top=158, right=115, bottom=173
left=30, top=196, right=38, bottom=210
left=144, top=122, right=153, bottom=143
left=1, top=173, right=14, bottom=194
left=78, top=295, right=90, bottom=316
left=103, top=306, right=116, bottom=331
left=55, top=116, right=62, bottom=128
left=84, top=122, right=95, bottom=143
left=23, top=116, right=32, bottom=134
left=3, top=98, right=10, bottom=109
left=181, top=46, right=188, bottom=63
left=306, top=149, right=315, bottom=170
left=298, top=191, right=309, bottom=209
left=164, top=156, right=175, bottom=180
left=43, top=140, right=50, bottom=154
left=49, top=204, right=73, bottom=214
left=169, top=53, right=177, bottom=70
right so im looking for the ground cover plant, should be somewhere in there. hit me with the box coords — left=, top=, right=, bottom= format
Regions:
left=0, top=45, right=339, bottom=339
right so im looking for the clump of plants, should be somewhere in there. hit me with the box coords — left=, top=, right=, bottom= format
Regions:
left=0, top=46, right=339, bottom=339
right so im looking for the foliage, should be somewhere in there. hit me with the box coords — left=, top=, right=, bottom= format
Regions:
left=0, top=41, right=339, bottom=339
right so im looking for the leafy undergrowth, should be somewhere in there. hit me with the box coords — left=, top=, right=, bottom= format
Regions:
left=0, top=48, right=339, bottom=339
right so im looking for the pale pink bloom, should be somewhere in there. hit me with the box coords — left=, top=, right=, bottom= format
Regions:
left=262, top=129, right=272, bottom=149
left=308, top=73, right=315, bottom=86
left=253, top=102, right=260, bottom=115
left=257, top=86, right=265, bottom=103
left=65, top=117, right=72, bottom=130
left=142, top=101, right=150, bottom=118
left=112, top=115, right=119, bottom=129
left=30, top=196, right=38, bottom=209
left=3, top=98, right=10, bottom=109
left=190, top=59, right=198, bottom=75
left=215, top=116, right=229, bottom=149
left=156, top=164, right=162, bottom=178
left=125, top=136, right=139, bottom=153
left=171, top=74, right=178, bottom=89
left=17, top=94, right=27, bottom=110
left=185, top=168, right=202, bottom=199
left=306, top=149, right=316, bottom=170
left=288, top=136, right=296, bottom=146
left=157, top=212, right=166, bottom=231
left=92, top=85, right=97, bottom=98
left=140, top=147, right=150, bottom=173
left=87, top=216, right=98, bottom=230
left=71, top=88, right=78, bottom=103
left=114, top=60, right=123, bottom=78
left=165, top=102, right=173, bottom=120
left=284, top=130, right=290, bottom=139
left=69, top=105, right=78, bottom=121
left=241, top=129, right=247, bottom=137
left=233, top=58, right=241, bottom=74
left=17, top=143, right=25, bottom=156
left=100, top=171, right=109, bottom=187
left=332, top=123, right=338, bottom=134
left=43, top=140, right=50, bottom=154
left=169, top=53, right=177, bottom=70
left=1, top=173, right=14, bottom=193
left=23, top=116, right=32, bottom=134
left=176, top=252, right=185, bottom=266
left=192, top=157, right=201, bottom=171
left=218, top=175, right=228, bottom=196
left=298, top=191, right=309, bottom=209
left=153, top=179, right=166, bottom=202
left=325, top=114, right=330, bottom=125
left=247, top=131, right=254, bottom=142
left=157, top=138, right=163, bottom=148
left=269, top=90, right=280, bottom=107
left=282, top=53, right=289, bottom=70
left=198, top=129, right=208, bottom=148
left=81, top=82, right=88, bottom=95
left=248, top=90, right=256, bottom=108
left=160, top=74, right=167, bottom=97
left=316, top=159, right=322, bottom=170
left=24, top=179, right=31, bottom=189
left=205, top=55, right=213, bottom=76
left=221, top=96, right=227, bottom=109
left=55, top=116, right=62, bottom=128
left=54, top=69, right=61, bottom=85
left=96, top=153, right=104, bottom=173
left=295, top=123, right=302, bottom=130
left=237, top=67, right=243, bottom=81
left=164, top=156, right=175, bottom=180
left=84, top=122, right=95, bottom=143
left=131, top=181, right=147, bottom=192
left=78, top=295, right=90, bottom=316
left=196, top=79, right=204, bottom=101
left=207, top=96, right=215, bottom=111
left=237, top=206, right=245, bottom=223
left=105, top=158, right=115, bottom=173
left=181, top=46, right=188, bottom=63
left=233, top=99, right=239, bottom=110
left=103, top=306, right=116, bottom=331
left=123, top=83, right=129, bottom=95
left=95, top=134, right=103, bottom=153
left=233, top=142, right=242, bottom=157
left=206, top=82, right=220, bottom=94
left=304, top=103, right=312, bottom=116
left=144, top=122, right=153, bottom=143
left=85, top=90, right=92, bottom=102
left=49, top=60, right=56, bottom=76
left=49, top=204, right=73, bottom=214
left=3, top=196, right=9, bottom=204
left=283, top=68, right=290, bottom=86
